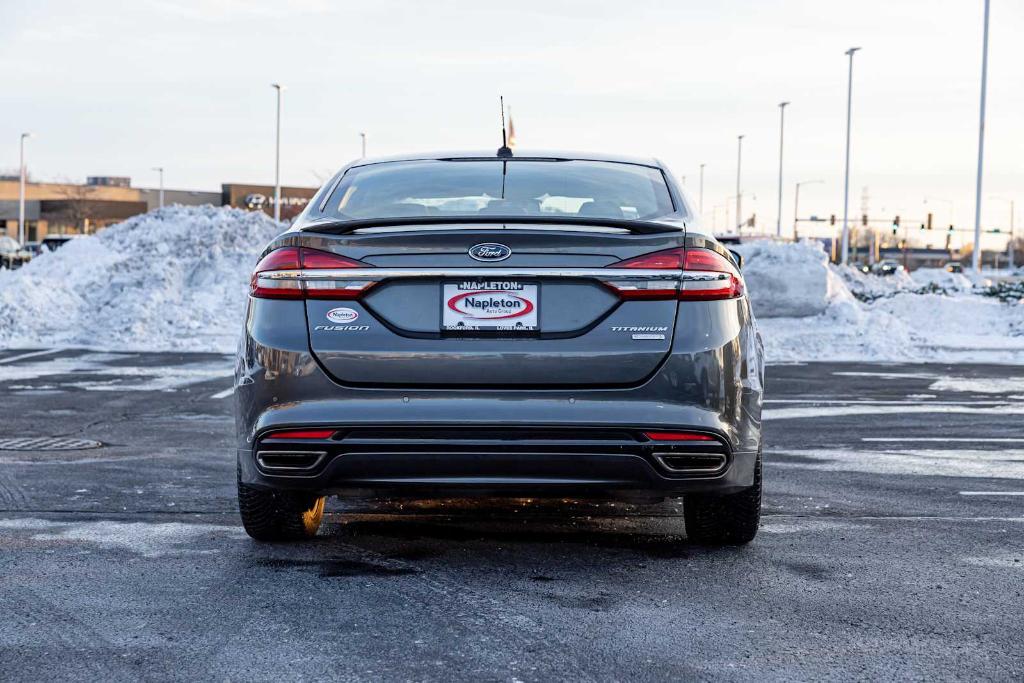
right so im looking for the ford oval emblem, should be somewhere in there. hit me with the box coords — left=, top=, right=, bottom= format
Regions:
left=469, top=243, right=512, bottom=262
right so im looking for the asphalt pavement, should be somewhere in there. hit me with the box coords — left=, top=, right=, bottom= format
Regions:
left=0, top=348, right=1021, bottom=681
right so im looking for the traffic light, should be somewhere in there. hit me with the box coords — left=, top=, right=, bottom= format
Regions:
left=830, top=214, right=836, bottom=226
left=862, top=214, right=868, bottom=226
left=927, top=212, right=933, bottom=230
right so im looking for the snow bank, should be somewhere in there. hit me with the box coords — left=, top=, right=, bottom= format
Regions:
left=735, top=242, right=1024, bottom=363
left=0, top=205, right=283, bottom=353
left=731, top=240, right=847, bottom=317
left=0, top=212, right=1021, bottom=364
left=758, top=291, right=1024, bottom=364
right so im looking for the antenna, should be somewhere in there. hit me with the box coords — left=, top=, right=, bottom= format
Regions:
left=497, top=95, right=513, bottom=157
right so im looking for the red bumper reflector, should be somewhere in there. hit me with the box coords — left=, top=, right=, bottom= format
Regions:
left=643, top=431, right=716, bottom=442
left=265, top=429, right=336, bottom=440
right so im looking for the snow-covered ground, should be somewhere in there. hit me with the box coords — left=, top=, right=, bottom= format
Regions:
left=733, top=240, right=1024, bottom=364
left=0, top=207, right=1021, bottom=363
left=0, top=205, right=282, bottom=353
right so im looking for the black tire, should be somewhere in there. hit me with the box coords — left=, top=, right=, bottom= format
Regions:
left=683, top=451, right=762, bottom=545
left=237, top=474, right=326, bottom=542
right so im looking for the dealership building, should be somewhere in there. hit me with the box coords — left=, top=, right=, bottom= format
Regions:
left=0, top=176, right=317, bottom=242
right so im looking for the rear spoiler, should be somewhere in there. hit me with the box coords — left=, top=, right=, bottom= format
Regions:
left=297, top=215, right=685, bottom=236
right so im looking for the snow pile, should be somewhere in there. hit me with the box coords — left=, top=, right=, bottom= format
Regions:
left=0, top=213, right=1021, bottom=364
left=0, top=205, right=283, bottom=353
left=909, top=267, right=973, bottom=293
left=835, top=264, right=973, bottom=301
left=733, top=240, right=1024, bottom=363
left=731, top=240, right=848, bottom=317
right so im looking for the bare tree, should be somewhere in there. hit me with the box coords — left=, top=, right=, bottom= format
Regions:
left=53, top=180, right=97, bottom=234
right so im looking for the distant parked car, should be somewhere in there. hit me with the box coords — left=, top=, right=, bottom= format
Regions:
left=872, top=260, right=904, bottom=276
left=944, top=262, right=963, bottom=274
left=40, top=236, right=78, bottom=251
left=0, top=236, right=31, bottom=269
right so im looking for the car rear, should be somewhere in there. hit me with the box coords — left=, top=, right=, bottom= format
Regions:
left=234, top=151, right=764, bottom=545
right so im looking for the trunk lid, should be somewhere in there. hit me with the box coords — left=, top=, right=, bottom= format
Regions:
left=299, top=226, right=684, bottom=387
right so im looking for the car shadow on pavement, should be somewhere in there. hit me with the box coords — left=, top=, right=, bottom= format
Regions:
left=309, top=496, right=757, bottom=559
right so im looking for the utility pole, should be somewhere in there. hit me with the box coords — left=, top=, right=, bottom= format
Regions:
left=271, top=83, right=285, bottom=222
left=152, top=167, right=165, bottom=208
left=736, top=135, right=744, bottom=232
left=360, top=132, right=367, bottom=158
left=776, top=102, right=789, bottom=237
left=841, top=47, right=861, bottom=264
left=972, top=0, right=991, bottom=272
left=699, top=163, right=705, bottom=216
left=1012, top=200, right=1017, bottom=271
left=793, top=180, right=823, bottom=242
left=18, top=132, right=32, bottom=245
left=991, top=196, right=1016, bottom=270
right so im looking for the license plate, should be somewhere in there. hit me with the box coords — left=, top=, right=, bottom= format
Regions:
left=442, top=281, right=539, bottom=332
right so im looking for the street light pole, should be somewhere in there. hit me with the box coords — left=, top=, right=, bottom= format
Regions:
left=793, top=179, right=823, bottom=242
left=360, top=132, right=367, bottom=158
left=271, top=83, right=285, bottom=222
left=152, top=167, right=164, bottom=208
left=841, top=47, right=861, bottom=265
left=776, top=102, right=789, bottom=238
left=699, top=163, right=705, bottom=216
left=18, top=132, right=32, bottom=245
left=972, top=0, right=991, bottom=272
left=736, top=135, right=744, bottom=233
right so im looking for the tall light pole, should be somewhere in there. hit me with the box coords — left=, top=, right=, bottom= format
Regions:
left=359, top=132, right=367, bottom=158
left=699, top=163, right=706, bottom=217
left=18, top=132, right=32, bottom=245
left=793, top=179, right=824, bottom=241
left=271, top=83, right=285, bottom=222
left=840, top=47, right=861, bottom=264
left=152, top=167, right=165, bottom=208
left=735, top=135, right=744, bottom=232
left=972, top=0, right=991, bottom=272
left=776, top=102, right=790, bottom=237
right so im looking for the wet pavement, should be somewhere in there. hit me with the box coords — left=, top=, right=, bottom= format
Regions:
left=0, top=349, right=1021, bottom=680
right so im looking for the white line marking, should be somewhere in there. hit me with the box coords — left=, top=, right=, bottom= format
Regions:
left=863, top=437, right=1024, bottom=443
left=764, top=404, right=1024, bottom=420
left=210, top=388, right=234, bottom=399
left=959, top=491, right=1024, bottom=496
left=0, top=349, right=62, bottom=364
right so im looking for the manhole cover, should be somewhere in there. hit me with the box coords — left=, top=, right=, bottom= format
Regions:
left=0, top=437, right=103, bottom=451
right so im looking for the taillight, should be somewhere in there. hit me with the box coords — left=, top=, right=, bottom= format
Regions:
left=678, top=248, right=744, bottom=301
left=250, top=247, right=375, bottom=300
left=603, top=247, right=743, bottom=301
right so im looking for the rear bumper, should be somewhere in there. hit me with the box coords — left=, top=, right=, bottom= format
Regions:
left=234, top=296, right=764, bottom=499
left=237, top=423, right=758, bottom=497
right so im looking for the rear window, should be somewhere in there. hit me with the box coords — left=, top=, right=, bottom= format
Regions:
left=322, top=159, right=677, bottom=222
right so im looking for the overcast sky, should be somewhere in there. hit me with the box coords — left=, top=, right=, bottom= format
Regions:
left=2, top=0, right=1021, bottom=239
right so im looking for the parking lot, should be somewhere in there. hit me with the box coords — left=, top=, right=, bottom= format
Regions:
left=0, top=349, right=1021, bottom=680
